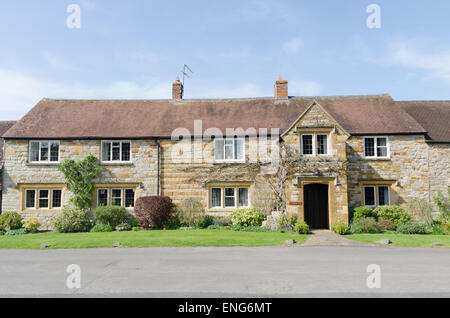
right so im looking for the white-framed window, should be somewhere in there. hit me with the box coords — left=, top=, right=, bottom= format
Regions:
left=363, top=185, right=390, bottom=207
left=101, top=141, right=131, bottom=162
left=214, top=138, right=244, bottom=162
left=29, top=141, right=60, bottom=163
left=301, top=133, right=329, bottom=156
left=23, top=188, right=63, bottom=210
left=209, top=186, right=249, bottom=209
left=96, top=188, right=136, bottom=207
left=364, top=137, right=389, bottom=158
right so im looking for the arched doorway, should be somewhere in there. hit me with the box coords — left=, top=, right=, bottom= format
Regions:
left=304, top=183, right=329, bottom=229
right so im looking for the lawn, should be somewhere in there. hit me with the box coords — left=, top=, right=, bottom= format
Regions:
left=346, top=233, right=450, bottom=248
left=0, top=229, right=307, bottom=249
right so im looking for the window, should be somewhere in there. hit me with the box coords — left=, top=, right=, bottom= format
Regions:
left=111, top=189, right=122, bottom=206
left=38, top=190, right=49, bottom=208
left=97, top=187, right=137, bottom=207
left=214, top=138, right=244, bottom=162
left=29, top=141, right=59, bottom=163
left=210, top=186, right=249, bottom=209
left=97, top=189, right=108, bottom=206
left=301, top=134, right=329, bottom=156
left=101, top=141, right=131, bottom=162
left=316, top=134, right=328, bottom=155
left=125, top=189, right=135, bottom=207
left=364, top=137, right=389, bottom=158
left=364, top=185, right=390, bottom=207
left=52, top=190, right=62, bottom=208
left=25, top=190, right=36, bottom=208
left=301, top=135, right=313, bottom=155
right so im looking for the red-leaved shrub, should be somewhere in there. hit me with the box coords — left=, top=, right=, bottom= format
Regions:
left=134, top=196, right=174, bottom=229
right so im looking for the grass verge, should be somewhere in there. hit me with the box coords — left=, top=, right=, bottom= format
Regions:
left=346, top=233, right=450, bottom=248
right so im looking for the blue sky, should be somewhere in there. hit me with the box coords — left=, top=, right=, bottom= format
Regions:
left=0, top=0, right=450, bottom=120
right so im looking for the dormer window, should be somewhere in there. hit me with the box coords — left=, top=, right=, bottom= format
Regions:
left=301, top=134, right=329, bottom=156
left=364, top=137, right=389, bottom=158
left=214, top=138, right=244, bottom=162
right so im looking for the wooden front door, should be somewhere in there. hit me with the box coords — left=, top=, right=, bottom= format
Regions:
left=304, top=183, right=329, bottom=229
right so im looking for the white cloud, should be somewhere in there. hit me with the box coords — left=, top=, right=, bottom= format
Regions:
left=383, top=41, right=450, bottom=84
left=282, top=38, right=302, bottom=54
left=289, top=80, right=321, bottom=96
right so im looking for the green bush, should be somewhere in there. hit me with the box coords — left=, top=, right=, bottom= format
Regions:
left=177, top=198, right=205, bottom=227
left=93, top=205, right=128, bottom=228
left=164, top=213, right=182, bottom=230
left=231, top=225, right=272, bottom=232
left=132, top=226, right=143, bottom=231
left=90, top=224, right=113, bottom=232
left=0, top=212, right=23, bottom=231
left=377, top=218, right=396, bottom=231
left=52, top=208, right=92, bottom=233
left=212, top=217, right=232, bottom=227
left=195, top=215, right=214, bottom=229
left=278, top=213, right=298, bottom=230
left=352, top=206, right=376, bottom=220
left=230, top=208, right=265, bottom=227
left=5, top=228, right=28, bottom=236
left=129, top=217, right=140, bottom=228
left=207, top=224, right=230, bottom=230
left=331, top=222, right=349, bottom=235
left=396, top=222, right=428, bottom=234
left=294, top=222, right=309, bottom=234
left=350, top=217, right=381, bottom=234
left=431, top=224, right=446, bottom=235
left=22, top=217, right=41, bottom=233
left=0, top=230, right=5, bottom=236
left=373, top=206, right=412, bottom=226
left=115, top=223, right=131, bottom=231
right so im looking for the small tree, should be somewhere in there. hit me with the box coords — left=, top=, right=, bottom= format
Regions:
left=58, top=155, right=104, bottom=209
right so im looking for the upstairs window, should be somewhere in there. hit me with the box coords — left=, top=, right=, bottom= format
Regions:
left=214, top=138, right=244, bottom=162
left=101, top=141, right=131, bottom=162
left=29, top=141, right=60, bottom=163
left=301, top=134, right=329, bottom=156
left=364, top=137, right=389, bottom=158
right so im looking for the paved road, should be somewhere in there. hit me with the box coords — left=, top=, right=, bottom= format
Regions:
left=0, top=246, right=449, bottom=297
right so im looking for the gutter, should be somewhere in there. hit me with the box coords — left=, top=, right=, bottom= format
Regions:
left=156, top=139, right=161, bottom=196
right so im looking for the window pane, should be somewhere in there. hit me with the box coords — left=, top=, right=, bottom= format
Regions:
left=214, top=140, right=224, bottom=160
left=224, top=140, right=234, bottom=160
left=317, top=135, right=328, bottom=155
left=235, top=139, right=244, bottom=160
left=224, top=188, right=235, bottom=207
left=30, top=142, right=39, bottom=162
left=238, top=188, right=249, bottom=207
left=378, top=186, right=389, bottom=206
left=302, top=135, right=313, bottom=155
left=102, top=142, right=111, bottom=161
left=25, top=190, right=35, bottom=208
left=38, top=190, right=49, bottom=208
left=40, top=142, right=49, bottom=161
left=50, top=142, right=59, bottom=162
left=52, top=190, right=62, bottom=208
left=98, top=189, right=108, bottom=206
left=364, top=138, right=375, bottom=157
left=121, top=142, right=131, bottom=161
left=125, top=189, right=135, bottom=207
left=211, top=188, right=221, bottom=207
left=364, top=187, right=375, bottom=206
left=112, top=143, right=121, bottom=161
left=111, top=189, right=122, bottom=206
left=377, top=138, right=387, bottom=157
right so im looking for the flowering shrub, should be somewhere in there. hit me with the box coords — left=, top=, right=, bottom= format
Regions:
left=294, top=222, right=309, bottom=234
left=52, top=208, right=92, bottom=233
left=331, top=222, right=349, bottom=235
left=373, top=206, right=412, bottom=226
left=22, top=217, right=41, bottom=233
left=0, top=212, right=23, bottom=231
left=134, top=196, right=175, bottom=229
left=230, top=208, right=265, bottom=227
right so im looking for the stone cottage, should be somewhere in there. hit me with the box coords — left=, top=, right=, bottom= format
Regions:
left=1, top=78, right=449, bottom=229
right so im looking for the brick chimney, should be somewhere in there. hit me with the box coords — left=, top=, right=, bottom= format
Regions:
left=274, top=78, right=288, bottom=100
left=172, top=77, right=183, bottom=99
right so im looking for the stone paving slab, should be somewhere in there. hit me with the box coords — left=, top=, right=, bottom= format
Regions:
left=303, top=230, right=373, bottom=246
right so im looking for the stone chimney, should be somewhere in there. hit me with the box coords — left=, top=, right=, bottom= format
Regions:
left=274, top=78, right=288, bottom=100
left=172, top=77, right=183, bottom=99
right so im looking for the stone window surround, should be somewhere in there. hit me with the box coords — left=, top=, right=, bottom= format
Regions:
left=94, top=184, right=139, bottom=208
left=28, top=140, right=60, bottom=164
left=213, top=137, right=245, bottom=163
left=19, top=183, right=66, bottom=213
left=363, top=136, right=390, bottom=159
left=101, top=140, right=132, bottom=163
left=298, top=128, right=333, bottom=157
left=207, top=182, right=251, bottom=211
left=359, top=180, right=394, bottom=208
